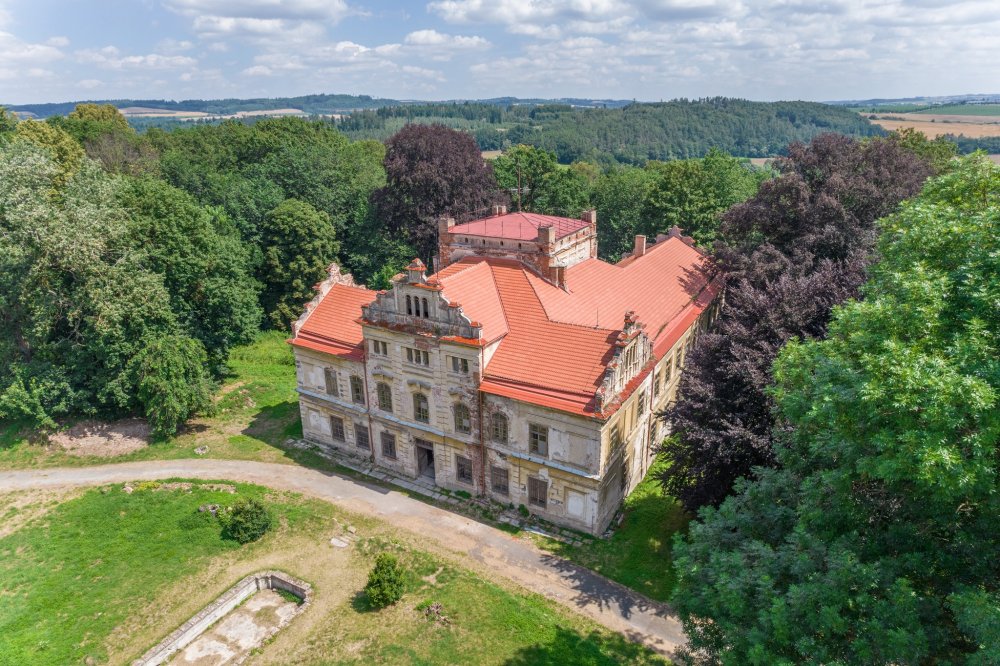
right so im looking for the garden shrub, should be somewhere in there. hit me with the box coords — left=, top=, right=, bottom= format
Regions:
left=365, top=553, right=405, bottom=608
left=221, top=497, right=272, bottom=544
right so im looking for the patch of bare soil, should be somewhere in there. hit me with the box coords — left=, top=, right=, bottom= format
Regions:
left=50, top=419, right=150, bottom=457
left=0, top=488, right=83, bottom=538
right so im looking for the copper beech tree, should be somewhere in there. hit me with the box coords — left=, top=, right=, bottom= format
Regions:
left=659, top=133, right=937, bottom=512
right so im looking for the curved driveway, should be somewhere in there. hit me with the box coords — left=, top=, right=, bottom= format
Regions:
left=0, top=459, right=685, bottom=656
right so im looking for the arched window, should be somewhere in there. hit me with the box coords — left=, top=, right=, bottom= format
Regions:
left=413, top=393, right=429, bottom=423
left=453, top=403, right=471, bottom=434
left=492, top=413, right=508, bottom=443
left=421, top=297, right=429, bottom=318
left=406, top=294, right=412, bottom=315
left=350, top=375, right=365, bottom=404
left=376, top=382, right=393, bottom=413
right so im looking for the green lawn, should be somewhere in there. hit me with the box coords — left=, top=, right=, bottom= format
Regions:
left=537, top=457, right=690, bottom=603
left=912, top=104, right=1000, bottom=116
left=0, top=485, right=669, bottom=666
left=0, top=481, right=330, bottom=665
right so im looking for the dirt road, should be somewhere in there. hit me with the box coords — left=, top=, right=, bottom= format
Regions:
left=0, top=459, right=686, bottom=656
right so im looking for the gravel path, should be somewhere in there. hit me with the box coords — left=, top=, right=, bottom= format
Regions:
left=0, top=459, right=686, bottom=656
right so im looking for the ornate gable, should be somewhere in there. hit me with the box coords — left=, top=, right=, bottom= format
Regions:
left=361, top=258, right=483, bottom=342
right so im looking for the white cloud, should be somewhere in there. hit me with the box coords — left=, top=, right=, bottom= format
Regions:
left=45, top=36, right=69, bottom=47
left=0, top=30, right=64, bottom=63
left=77, top=78, right=102, bottom=89
left=76, top=46, right=197, bottom=70
left=242, top=64, right=273, bottom=76
left=405, top=29, right=490, bottom=48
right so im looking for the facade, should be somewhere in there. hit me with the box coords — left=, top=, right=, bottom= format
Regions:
left=290, top=206, right=721, bottom=535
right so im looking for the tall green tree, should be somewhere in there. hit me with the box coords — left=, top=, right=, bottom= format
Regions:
left=119, top=178, right=262, bottom=370
left=130, top=335, right=213, bottom=439
left=591, top=166, right=656, bottom=262
left=258, top=199, right=339, bottom=329
left=492, top=144, right=559, bottom=212
left=672, top=155, right=1000, bottom=664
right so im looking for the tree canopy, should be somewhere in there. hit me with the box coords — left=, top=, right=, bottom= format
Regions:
left=372, top=123, right=505, bottom=262
left=671, top=154, right=1000, bottom=664
left=659, top=133, right=937, bottom=512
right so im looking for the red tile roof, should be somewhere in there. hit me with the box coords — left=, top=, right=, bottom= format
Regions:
left=448, top=212, right=591, bottom=241
left=290, top=283, right=376, bottom=360
left=289, top=236, right=718, bottom=418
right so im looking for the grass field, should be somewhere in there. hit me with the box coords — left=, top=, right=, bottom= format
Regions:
left=530, top=456, right=688, bottom=603
left=0, top=484, right=669, bottom=665
left=0, top=332, right=692, bottom=607
left=908, top=104, right=1000, bottom=116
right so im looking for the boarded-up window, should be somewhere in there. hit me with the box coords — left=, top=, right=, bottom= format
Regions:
left=528, top=477, right=548, bottom=508
left=491, top=466, right=509, bottom=495
left=324, top=368, right=339, bottom=396
left=350, top=376, right=365, bottom=404
left=355, top=423, right=369, bottom=449
left=529, top=423, right=548, bottom=456
left=456, top=455, right=473, bottom=484
left=330, top=416, right=345, bottom=442
left=380, top=431, right=397, bottom=460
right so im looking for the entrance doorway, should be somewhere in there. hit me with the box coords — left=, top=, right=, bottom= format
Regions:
left=415, top=439, right=435, bottom=480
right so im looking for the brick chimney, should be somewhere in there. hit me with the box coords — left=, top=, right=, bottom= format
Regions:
left=581, top=209, right=597, bottom=225
left=492, top=204, right=507, bottom=216
left=438, top=216, right=456, bottom=235
left=537, top=225, right=554, bottom=246
left=633, top=234, right=647, bottom=257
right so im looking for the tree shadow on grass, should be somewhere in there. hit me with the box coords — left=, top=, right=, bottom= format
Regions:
left=350, top=590, right=376, bottom=613
left=503, top=626, right=670, bottom=666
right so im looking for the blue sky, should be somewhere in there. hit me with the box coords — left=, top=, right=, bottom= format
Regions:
left=1, top=0, right=999, bottom=104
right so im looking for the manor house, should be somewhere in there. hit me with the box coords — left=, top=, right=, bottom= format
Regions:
left=289, top=206, right=721, bottom=535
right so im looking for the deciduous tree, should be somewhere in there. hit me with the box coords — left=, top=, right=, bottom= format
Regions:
left=672, top=155, right=1000, bottom=663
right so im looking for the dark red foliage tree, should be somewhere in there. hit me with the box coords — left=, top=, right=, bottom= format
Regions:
left=659, top=133, right=936, bottom=512
left=372, top=124, right=506, bottom=263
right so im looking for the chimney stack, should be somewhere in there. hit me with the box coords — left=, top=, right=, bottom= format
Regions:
left=492, top=204, right=508, bottom=216
left=581, top=209, right=597, bottom=226
left=634, top=234, right=647, bottom=257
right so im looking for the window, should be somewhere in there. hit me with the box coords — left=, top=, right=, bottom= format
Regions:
left=450, top=356, right=469, bottom=373
left=330, top=416, right=345, bottom=442
left=421, top=297, right=429, bottom=318
left=637, top=390, right=647, bottom=414
left=491, top=466, right=509, bottom=496
left=406, top=294, right=413, bottom=316
left=406, top=347, right=430, bottom=366
left=324, top=367, right=339, bottom=396
left=355, top=423, right=369, bottom=450
left=380, top=431, right=397, bottom=460
left=456, top=455, right=473, bottom=484
left=610, top=423, right=622, bottom=450
left=492, top=413, right=508, bottom=443
left=528, top=477, right=548, bottom=508
left=370, top=339, right=388, bottom=356
left=413, top=393, right=429, bottom=423
left=377, top=382, right=393, bottom=412
left=653, top=369, right=660, bottom=398
left=350, top=375, right=365, bottom=404
left=529, top=423, right=548, bottom=456
left=454, top=403, right=471, bottom=434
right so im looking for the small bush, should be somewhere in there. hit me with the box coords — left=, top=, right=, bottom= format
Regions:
left=220, top=497, right=272, bottom=544
left=518, top=504, right=530, bottom=518
left=364, top=553, right=405, bottom=609
left=454, top=489, right=472, bottom=499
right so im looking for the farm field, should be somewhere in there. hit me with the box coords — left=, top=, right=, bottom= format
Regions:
left=867, top=114, right=1000, bottom=138
left=0, top=482, right=668, bottom=665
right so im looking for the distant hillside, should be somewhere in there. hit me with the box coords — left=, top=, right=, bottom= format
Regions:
left=4, top=93, right=401, bottom=119
left=338, top=98, right=884, bottom=163
left=3, top=93, right=885, bottom=163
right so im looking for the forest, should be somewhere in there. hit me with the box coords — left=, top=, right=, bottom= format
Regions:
left=337, top=98, right=885, bottom=163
